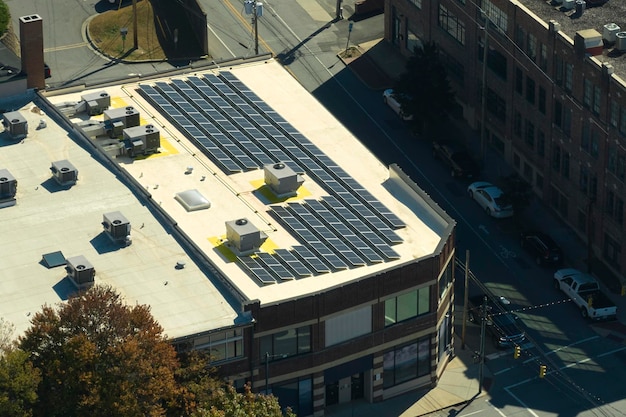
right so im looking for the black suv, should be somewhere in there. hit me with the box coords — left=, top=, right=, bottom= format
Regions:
left=520, top=231, right=563, bottom=266
left=468, top=295, right=525, bottom=349
left=432, top=141, right=480, bottom=179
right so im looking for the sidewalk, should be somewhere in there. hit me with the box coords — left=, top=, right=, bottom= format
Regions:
left=326, top=334, right=490, bottom=417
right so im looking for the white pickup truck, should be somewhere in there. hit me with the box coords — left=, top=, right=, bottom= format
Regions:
left=554, top=269, right=617, bottom=320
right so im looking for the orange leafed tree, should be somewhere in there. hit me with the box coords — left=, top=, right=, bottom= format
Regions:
left=19, top=285, right=183, bottom=417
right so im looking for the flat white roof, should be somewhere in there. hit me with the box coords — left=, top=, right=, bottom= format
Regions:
left=0, top=101, right=239, bottom=339
left=2, top=59, right=451, bottom=339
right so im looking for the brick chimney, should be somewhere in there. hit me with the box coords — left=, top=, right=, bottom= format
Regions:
left=19, top=14, right=44, bottom=90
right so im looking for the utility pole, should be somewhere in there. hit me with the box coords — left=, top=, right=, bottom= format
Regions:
left=132, top=0, right=138, bottom=50
left=335, top=0, right=343, bottom=20
left=244, top=0, right=263, bottom=56
left=461, top=250, right=470, bottom=349
left=265, top=352, right=269, bottom=393
left=478, top=295, right=487, bottom=394
left=479, top=9, right=489, bottom=165
left=587, top=196, right=595, bottom=273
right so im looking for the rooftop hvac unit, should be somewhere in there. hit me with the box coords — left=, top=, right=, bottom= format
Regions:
left=104, top=106, right=140, bottom=130
left=616, top=32, right=626, bottom=51
left=122, top=124, right=161, bottom=156
left=264, top=162, right=304, bottom=197
left=65, top=255, right=95, bottom=290
left=102, top=211, right=132, bottom=246
left=81, top=90, right=110, bottom=115
left=603, top=23, right=620, bottom=44
left=226, top=218, right=267, bottom=255
left=563, top=0, right=575, bottom=10
left=0, top=168, right=17, bottom=207
left=2, top=111, right=28, bottom=140
left=50, top=160, right=78, bottom=186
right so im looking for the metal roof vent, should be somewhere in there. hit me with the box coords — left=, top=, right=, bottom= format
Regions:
left=1, top=111, right=28, bottom=140
left=50, top=160, right=78, bottom=186
left=616, top=32, right=626, bottom=52
left=264, top=162, right=304, bottom=197
left=102, top=211, right=132, bottom=246
left=225, top=218, right=267, bottom=255
left=65, top=255, right=95, bottom=290
left=0, top=168, right=17, bottom=207
left=603, top=23, right=620, bottom=45
left=122, top=124, right=160, bottom=157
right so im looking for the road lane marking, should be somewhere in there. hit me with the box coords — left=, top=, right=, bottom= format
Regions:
left=45, top=42, right=88, bottom=52
left=458, top=410, right=485, bottom=417
left=503, top=388, right=540, bottom=417
left=207, top=23, right=236, bottom=57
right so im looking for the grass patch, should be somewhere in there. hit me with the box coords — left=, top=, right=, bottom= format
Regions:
left=338, top=46, right=362, bottom=59
left=89, top=0, right=166, bottom=61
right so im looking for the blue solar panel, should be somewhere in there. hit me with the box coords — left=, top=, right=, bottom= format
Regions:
left=273, top=249, right=313, bottom=277
left=255, top=252, right=295, bottom=281
left=141, top=72, right=407, bottom=284
left=292, top=246, right=331, bottom=274
left=239, top=257, right=277, bottom=285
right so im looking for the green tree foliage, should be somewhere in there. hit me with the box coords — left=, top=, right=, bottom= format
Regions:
left=394, top=42, right=456, bottom=134
left=194, top=383, right=295, bottom=417
left=0, top=349, right=41, bottom=417
left=0, top=1, right=9, bottom=35
left=19, top=285, right=183, bottom=417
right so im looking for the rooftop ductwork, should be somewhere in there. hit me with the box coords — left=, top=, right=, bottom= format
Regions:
left=50, top=160, right=78, bottom=186
left=102, top=211, right=132, bottom=246
left=2, top=111, right=28, bottom=140
left=264, top=162, right=304, bottom=197
left=65, top=255, right=95, bottom=290
left=225, top=218, right=267, bottom=255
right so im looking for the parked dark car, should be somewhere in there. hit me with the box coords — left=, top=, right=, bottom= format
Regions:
left=468, top=295, right=525, bottom=348
left=520, top=230, right=563, bottom=266
left=44, top=64, right=51, bottom=79
left=432, top=141, right=480, bottom=178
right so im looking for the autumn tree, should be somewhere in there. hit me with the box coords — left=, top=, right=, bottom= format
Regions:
left=0, top=348, right=41, bottom=417
left=0, top=318, right=41, bottom=417
left=19, top=285, right=183, bottom=417
left=194, top=383, right=295, bottom=417
left=394, top=41, right=456, bottom=135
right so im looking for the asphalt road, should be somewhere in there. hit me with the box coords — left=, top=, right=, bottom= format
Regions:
left=9, top=0, right=626, bottom=415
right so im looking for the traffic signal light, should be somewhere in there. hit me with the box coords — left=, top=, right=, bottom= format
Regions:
left=539, top=364, right=547, bottom=378
left=514, top=345, right=521, bottom=359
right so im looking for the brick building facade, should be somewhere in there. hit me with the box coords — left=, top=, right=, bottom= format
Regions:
left=385, top=0, right=626, bottom=282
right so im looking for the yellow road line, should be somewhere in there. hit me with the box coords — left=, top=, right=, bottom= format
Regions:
left=45, top=42, right=88, bottom=53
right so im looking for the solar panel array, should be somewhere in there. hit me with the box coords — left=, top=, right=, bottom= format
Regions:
left=138, top=72, right=406, bottom=286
